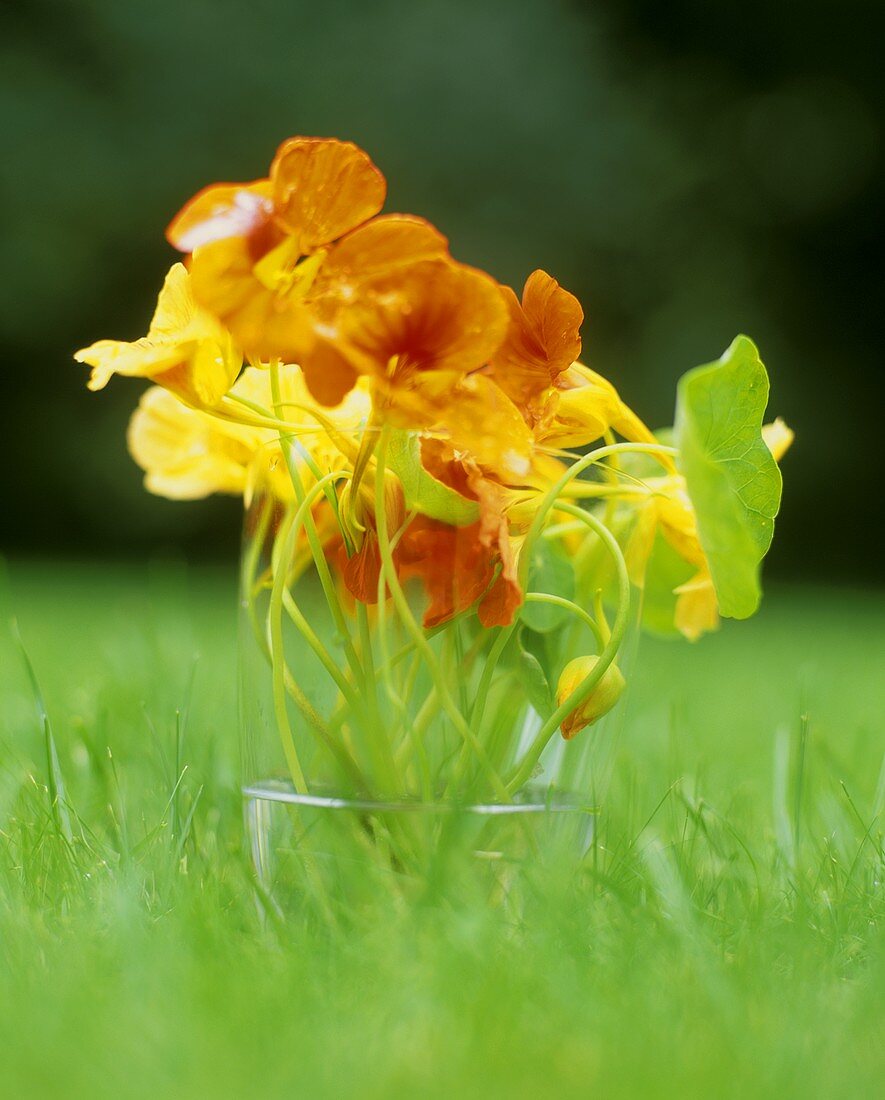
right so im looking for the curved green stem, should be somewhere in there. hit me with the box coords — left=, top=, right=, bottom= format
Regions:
left=268, top=361, right=364, bottom=687
left=373, top=427, right=510, bottom=802
left=504, top=501, right=631, bottom=795
left=470, top=441, right=671, bottom=735
left=523, top=592, right=605, bottom=649
left=267, top=472, right=346, bottom=794
left=281, top=589, right=361, bottom=710
left=241, top=498, right=359, bottom=785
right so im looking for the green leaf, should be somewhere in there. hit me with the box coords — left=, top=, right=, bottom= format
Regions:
left=675, top=335, right=783, bottom=620
left=516, top=631, right=553, bottom=716
left=385, top=430, right=478, bottom=526
left=521, top=539, right=575, bottom=633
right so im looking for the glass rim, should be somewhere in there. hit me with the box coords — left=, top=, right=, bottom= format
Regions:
left=243, top=780, right=596, bottom=816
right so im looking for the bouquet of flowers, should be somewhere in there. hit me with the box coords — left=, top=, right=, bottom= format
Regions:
left=76, top=136, right=791, bottom=814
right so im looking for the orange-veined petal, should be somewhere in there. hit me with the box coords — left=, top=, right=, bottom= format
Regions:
left=315, top=214, right=449, bottom=292
left=401, top=371, right=533, bottom=483
left=303, top=258, right=508, bottom=404
left=270, top=136, right=386, bottom=253
left=490, top=269, right=583, bottom=414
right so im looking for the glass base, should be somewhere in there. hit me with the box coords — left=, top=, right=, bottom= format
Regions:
left=244, top=779, right=595, bottom=918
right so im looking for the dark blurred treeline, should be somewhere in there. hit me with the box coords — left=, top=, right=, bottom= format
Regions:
left=2, top=0, right=882, bottom=581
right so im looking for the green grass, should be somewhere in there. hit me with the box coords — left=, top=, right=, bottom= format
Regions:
left=1, top=560, right=883, bottom=1098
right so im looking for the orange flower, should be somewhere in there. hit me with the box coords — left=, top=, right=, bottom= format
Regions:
left=382, top=366, right=533, bottom=489
left=333, top=433, right=524, bottom=629
left=167, top=137, right=450, bottom=374
left=394, top=513, right=519, bottom=629
left=399, top=441, right=524, bottom=628
left=168, top=136, right=385, bottom=256
left=488, top=269, right=584, bottom=424
left=294, top=255, right=509, bottom=411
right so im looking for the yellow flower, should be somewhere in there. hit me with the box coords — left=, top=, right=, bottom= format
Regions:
left=127, top=364, right=371, bottom=501
left=74, top=263, right=241, bottom=406
left=556, top=656, right=626, bottom=739
left=127, top=387, right=263, bottom=500
left=672, top=569, right=719, bottom=641
left=539, top=363, right=662, bottom=453
left=625, top=419, right=794, bottom=640
left=762, top=417, right=795, bottom=462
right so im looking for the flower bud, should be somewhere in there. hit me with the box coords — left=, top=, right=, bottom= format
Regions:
left=556, top=656, right=626, bottom=740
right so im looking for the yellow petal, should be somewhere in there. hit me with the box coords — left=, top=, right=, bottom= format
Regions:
left=624, top=506, right=659, bottom=587
left=127, top=387, right=261, bottom=500
left=762, top=418, right=794, bottom=462
left=673, top=570, right=720, bottom=641
left=540, top=363, right=659, bottom=451
left=654, top=479, right=706, bottom=570
left=75, top=264, right=241, bottom=405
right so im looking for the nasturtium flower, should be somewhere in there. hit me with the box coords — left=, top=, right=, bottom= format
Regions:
left=488, top=269, right=584, bottom=424
left=295, top=253, right=510, bottom=411
left=127, top=364, right=371, bottom=503
left=539, top=363, right=660, bottom=452
left=556, top=656, right=626, bottom=739
left=167, top=137, right=452, bottom=389
left=77, top=129, right=792, bottom=753
left=127, top=386, right=265, bottom=500
left=483, top=268, right=658, bottom=456
left=167, top=135, right=520, bottom=443
left=394, top=512, right=520, bottom=630
left=168, top=136, right=386, bottom=256
left=74, top=263, right=240, bottom=406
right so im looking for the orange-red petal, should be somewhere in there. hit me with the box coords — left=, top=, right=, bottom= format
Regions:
left=489, top=269, right=583, bottom=413
left=395, top=517, right=495, bottom=629
left=270, top=137, right=386, bottom=253
left=394, top=458, right=523, bottom=629
left=341, top=534, right=384, bottom=604
left=477, top=565, right=522, bottom=628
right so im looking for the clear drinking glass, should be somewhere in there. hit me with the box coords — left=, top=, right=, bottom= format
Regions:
left=239, top=440, right=637, bottom=917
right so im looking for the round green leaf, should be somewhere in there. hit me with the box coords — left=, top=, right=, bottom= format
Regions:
left=675, top=335, right=783, bottom=620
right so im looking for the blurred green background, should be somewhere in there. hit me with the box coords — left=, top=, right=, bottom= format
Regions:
left=2, top=0, right=881, bottom=581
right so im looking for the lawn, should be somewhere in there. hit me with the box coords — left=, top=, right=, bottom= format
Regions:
left=1, top=560, right=883, bottom=1098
